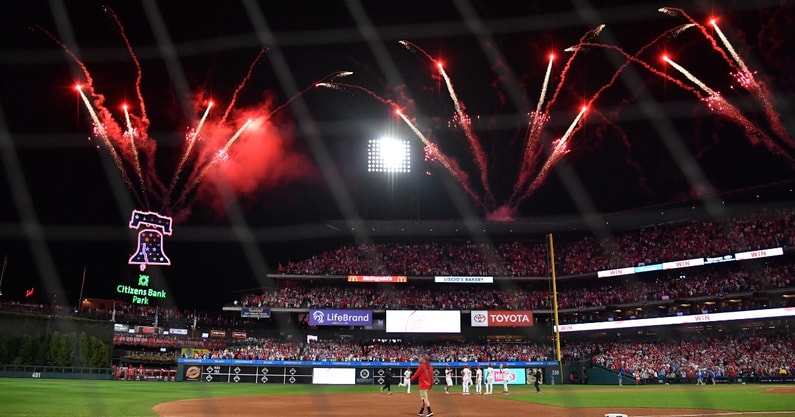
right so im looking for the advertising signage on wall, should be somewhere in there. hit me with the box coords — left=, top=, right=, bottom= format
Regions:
left=470, top=310, right=534, bottom=327
left=555, top=307, right=795, bottom=333
left=309, top=309, right=372, bottom=326
left=347, top=275, right=407, bottom=283
left=434, top=276, right=494, bottom=283
left=386, top=310, right=461, bottom=333
left=597, top=247, right=783, bottom=278
left=241, top=307, right=271, bottom=319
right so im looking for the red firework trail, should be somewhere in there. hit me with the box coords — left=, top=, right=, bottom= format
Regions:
left=103, top=6, right=149, bottom=126
left=436, top=61, right=495, bottom=207
left=542, top=24, right=704, bottom=160
left=524, top=105, right=587, bottom=201
left=317, top=82, right=401, bottom=108
left=272, top=71, right=353, bottom=117
left=507, top=25, right=605, bottom=209
left=509, top=56, right=553, bottom=208
left=167, top=47, right=267, bottom=208
left=582, top=39, right=779, bottom=154
left=511, top=24, right=701, bottom=208
left=35, top=25, right=146, bottom=205
left=39, top=10, right=341, bottom=221
left=709, top=20, right=793, bottom=148
left=658, top=7, right=739, bottom=72
left=547, top=24, right=604, bottom=109
left=221, top=47, right=267, bottom=125
left=398, top=111, right=486, bottom=211
left=661, top=8, right=792, bottom=147
left=587, top=24, right=698, bottom=106
left=105, top=6, right=155, bottom=205
left=663, top=56, right=789, bottom=159
left=399, top=40, right=436, bottom=64
left=578, top=42, right=701, bottom=96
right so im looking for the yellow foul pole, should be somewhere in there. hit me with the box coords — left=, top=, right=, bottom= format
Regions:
left=547, top=233, right=562, bottom=379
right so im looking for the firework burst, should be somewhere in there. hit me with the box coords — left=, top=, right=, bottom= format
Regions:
left=37, top=7, right=347, bottom=221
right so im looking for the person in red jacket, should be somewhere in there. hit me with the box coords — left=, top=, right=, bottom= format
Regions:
left=410, top=354, right=435, bottom=417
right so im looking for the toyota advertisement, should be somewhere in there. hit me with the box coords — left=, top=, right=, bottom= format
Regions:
left=470, top=310, right=534, bottom=327
left=308, top=309, right=372, bottom=326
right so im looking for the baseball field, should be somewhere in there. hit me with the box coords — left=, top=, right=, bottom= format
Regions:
left=1, top=379, right=794, bottom=417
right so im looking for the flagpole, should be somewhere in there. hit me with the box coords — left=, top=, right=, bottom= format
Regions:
left=77, top=266, right=86, bottom=312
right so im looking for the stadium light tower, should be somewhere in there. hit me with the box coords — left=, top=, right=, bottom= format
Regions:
left=367, top=137, right=411, bottom=173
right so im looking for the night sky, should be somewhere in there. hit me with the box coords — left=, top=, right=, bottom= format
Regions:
left=0, top=0, right=793, bottom=310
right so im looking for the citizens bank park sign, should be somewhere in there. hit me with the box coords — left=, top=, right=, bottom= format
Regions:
left=470, top=310, right=534, bottom=327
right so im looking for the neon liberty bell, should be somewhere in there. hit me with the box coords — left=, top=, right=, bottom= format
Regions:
left=128, top=210, right=173, bottom=271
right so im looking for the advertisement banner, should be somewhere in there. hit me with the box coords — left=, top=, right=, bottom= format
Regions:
left=309, top=309, right=372, bottom=326
left=470, top=310, right=533, bottom=327
left=492, top=368, right=526, bottom=384
left=312, top=368, right=356, bottom=384
left=434, top=276, right=494, bottom=283
left=241, top=307, right=271, bottom=319
left=386, top=310, right=461, bottom=333
left=735, top=247, right=783, bottom=261
left=348, top=275, right=407, bottom=283
left=355, top=368, right=374, bottom=384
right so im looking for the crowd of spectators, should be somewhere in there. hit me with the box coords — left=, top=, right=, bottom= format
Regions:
left=190, top=338, right=302, bottom=360
left=241, top=260, right=795, bottom=318
left=183, top=334, right=795, bottom=380
left=581, top=333, right=795, bottom=380
left=0, top=300, right=250, bottom=331
left=113, top=333, right=227, bottom=350
left=278, top=208, right=795, bottom=276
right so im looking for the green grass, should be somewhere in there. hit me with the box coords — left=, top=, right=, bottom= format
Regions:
left=1, top=379, right=794, bottom=416
left=508, top=384, right=795, bottom=412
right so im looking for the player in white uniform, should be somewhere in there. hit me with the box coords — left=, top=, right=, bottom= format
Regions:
left=500, top=364, right=509, bottom=395
left=461, top=365, right=472, bottom=395
left=485, top=364, right=494, bottom=395
left=444, top=365, right=453, bottom=394
left=474, top=365, right=483, bottom=394
left=398, top=367, right=412, bottom=393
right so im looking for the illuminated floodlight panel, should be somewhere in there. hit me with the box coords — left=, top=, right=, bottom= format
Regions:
left=368, top=137, right=410, bottom=173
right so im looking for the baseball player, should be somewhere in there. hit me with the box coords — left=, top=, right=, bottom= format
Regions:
left=485, top=363, right=494, bottom=395
left=500, top=363, right=509, bottom=395
left=444, top=365, right=453, bottom=394
left=399, top=367, right=412, bottom=393
left=475, top=365, right=483, bottom=394
left=461, top=365, right=472, bottom=395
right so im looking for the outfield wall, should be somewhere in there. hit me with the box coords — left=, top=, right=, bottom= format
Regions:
left=177, top=359, right=557, bottom=386
left=0, top=365, right=113, bottom=380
